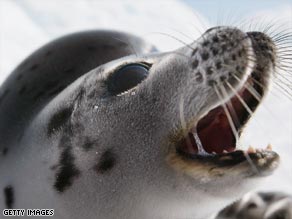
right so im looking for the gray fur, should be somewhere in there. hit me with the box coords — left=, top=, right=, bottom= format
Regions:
left=0, top=28, right=286, bottom=219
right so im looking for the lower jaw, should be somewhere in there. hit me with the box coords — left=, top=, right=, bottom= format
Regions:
left=177, top=142, right=273, bottom=160
left=177, top=75, right=262, bottom=157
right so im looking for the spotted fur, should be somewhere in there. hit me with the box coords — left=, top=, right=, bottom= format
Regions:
left=4, top=186, right=14, bottom=209
left=0, top=28, right=289, bottom=219
left=95, top=149, right=117, bottom=173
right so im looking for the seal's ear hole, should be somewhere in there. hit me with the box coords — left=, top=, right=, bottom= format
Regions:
left=107, top=63, right=150, bottom=95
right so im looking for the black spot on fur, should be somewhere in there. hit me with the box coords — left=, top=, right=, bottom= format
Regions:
left=216, top=61, right=222, bottom=70
left=47, top=106, right=73, bottom=137
left=82, top=137, right=96, bottom=151
left=206, top=66, right=213, bottom=75
left=236, top=66, right=241, bottom=73
left=222, top=44, right=227, bottom=51
left=203, top=41, right=209, bottom=46
left=212, top=36, right=219, bottom=43
left=238, top=50, right=242, bottom=57
left=228, top=72, right=237, bottom=85
left=220, top=76, right=226, bottom=82
left=4, top=186, right=14, bottom=209
left=2, top=147, right=8, bottom=156
left=208, top=79, right=217, bottom=86
left=192, top=59, right=199, bottom=68
left=54, top=147, right=80, bottom=192
left=232, top=54, right=236, bottom=61
left=195, top=71, right=203, bottom=83
left=211, top=48, right=218, bottom=56
left=260, top=44, right=269, bottom=51
left=95, top=149, right=116, bottom=173
left=201, top=51, right=209, bottom=61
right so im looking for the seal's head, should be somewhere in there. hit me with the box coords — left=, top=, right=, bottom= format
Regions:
left=35, top=27, right=279, bottom=218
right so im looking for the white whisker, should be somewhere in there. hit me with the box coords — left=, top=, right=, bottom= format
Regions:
left=214, top=85, right=239, bottom=143
left=225, top=81, right=254, bottom=115
left=193, top=131, right=209, bottom=156
left=244, top=151, right=260, bottom=175
left=220, top=84, right=241, bottom=128
left=179, top=95, right=187, bottom=131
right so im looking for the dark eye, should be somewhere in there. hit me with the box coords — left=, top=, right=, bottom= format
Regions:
left=107, top=64, right=149, bottom=95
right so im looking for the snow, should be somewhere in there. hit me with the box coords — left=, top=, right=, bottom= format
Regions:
left=0, top=0, right=209, bottom=80
left=0, top=0, right=291, bottom=194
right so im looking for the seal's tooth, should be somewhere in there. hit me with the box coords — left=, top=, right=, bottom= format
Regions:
left=223, top=150, right=228, bottom=154
left=256, top=148, right=264, bottom=153
left=266, top=144, right=272, bottom=151
left=247, top=146, right=256, bottom=153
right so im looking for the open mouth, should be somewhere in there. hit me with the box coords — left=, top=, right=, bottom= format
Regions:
left=176, top=71, right=279, bottom=167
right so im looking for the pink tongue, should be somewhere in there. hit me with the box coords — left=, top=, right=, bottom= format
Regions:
left=195, top=109, right=236, bottom=154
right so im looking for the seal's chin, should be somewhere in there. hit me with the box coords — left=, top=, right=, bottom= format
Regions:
left=175, top=73, right=279, bottom=171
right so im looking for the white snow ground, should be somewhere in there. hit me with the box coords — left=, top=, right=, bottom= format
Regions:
left=0, top=0, right=291, bottom=198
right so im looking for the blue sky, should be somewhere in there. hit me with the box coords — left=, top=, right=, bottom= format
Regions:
left=183, top=0, right=292, bottom=23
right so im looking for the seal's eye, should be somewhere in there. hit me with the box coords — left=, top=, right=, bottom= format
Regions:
left=107, top=64, right=149, bottom=95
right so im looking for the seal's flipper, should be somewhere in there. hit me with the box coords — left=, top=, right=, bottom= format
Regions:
left=216, top=192, right=292, bottom=219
